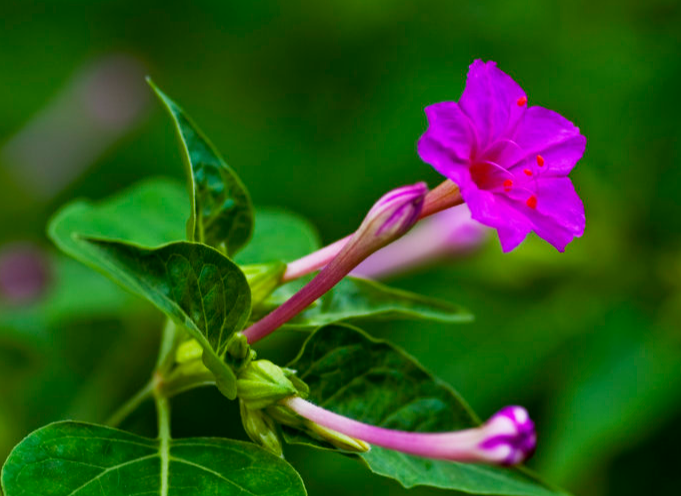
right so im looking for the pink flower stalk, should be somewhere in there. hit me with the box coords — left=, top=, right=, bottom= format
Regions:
left=243, top=183, right=428, bottom=344
left=284, top=396, right=536, bottom=466
left=352, top=204, right=488, bottom=279
left=283, top=181, right=463, bottom=282
left=418, top=60, right=586, bottom=252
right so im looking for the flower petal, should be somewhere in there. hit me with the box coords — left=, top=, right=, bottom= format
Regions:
left=420, top=101, right=476, bottom=162
left=523, top=177, right=585, bottom=251
left=510, top=106, right=586, bottom=175
left=462, top=187, right=532, bottom=252
left=417, top=102, right=476, bottom=192
left=459, top=60, right=527, bottom=151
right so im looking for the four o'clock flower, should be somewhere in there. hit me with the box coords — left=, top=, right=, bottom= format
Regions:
left=418, top=60, right=586, bottom=252
left=243, top=183, right=428, bottom=344
left=282, top=396, right=536, bottom=466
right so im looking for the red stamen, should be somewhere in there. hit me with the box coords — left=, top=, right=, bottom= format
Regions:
left=523, top=169, right=533, bottom=176
left=503, top=179, right=513, bottom=192
left=516, top=96, right=527, bottom=107
left=536, top=155, right=545, bottom=167
left=526, top=195, right=537, bottom=209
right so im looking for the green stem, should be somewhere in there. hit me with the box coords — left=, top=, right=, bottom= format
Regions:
left=154, top=387, right=171, bottom=496
left=156, top=319, right=183, bottom=374
left=106, top=379, right=155, bottom=427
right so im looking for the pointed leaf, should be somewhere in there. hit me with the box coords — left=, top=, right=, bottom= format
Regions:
left=149, top=81, right=254, bottom=255
left=69, top=239, right=251, bottom=399
left=1, top=421, right=306, bottom=496
left=47, top=182, right=251, bottom=398
left=48, top=178, right=188, bottom=256
left=284, top=324, right=566, bottom=496
left=260, top=277, right=472, bottom=328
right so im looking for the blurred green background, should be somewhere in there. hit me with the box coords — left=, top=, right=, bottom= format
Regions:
left=1, top=1, right=680, bottom=495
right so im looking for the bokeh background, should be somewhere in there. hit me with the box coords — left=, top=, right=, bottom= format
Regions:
left=1, top=1, right=680, bottom=495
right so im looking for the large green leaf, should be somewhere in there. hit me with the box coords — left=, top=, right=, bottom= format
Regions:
left=64, top=239, right=251, bottom=399
left=48, top=178, right=188, bottom=260
left=1, top=421, right=306, bottom=496
left=47, top=179, right=252, bottom=398
left=235, top=208, right=321, bottom=265
left=149, top=81, right=253, bottom=256
left=284, top=324, right=565, bottom=496
left=260, top=277, right=472, bottom=328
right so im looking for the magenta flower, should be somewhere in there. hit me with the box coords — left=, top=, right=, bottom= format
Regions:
left=284, top=397, right=536, bottom=466
left=418, top=60, right=586, bottom=252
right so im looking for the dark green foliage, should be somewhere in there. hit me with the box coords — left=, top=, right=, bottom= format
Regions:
left=285, top=325, right=563, bottom=495
left=1, top=421, right=306, bottom=496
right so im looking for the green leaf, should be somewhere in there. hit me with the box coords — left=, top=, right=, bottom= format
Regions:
left=58, top=238, right=250, bottom=399
left=1, top=421, right=306, bottom=496
left=284, top=324, right=565, bottom=496
left=149, top=80, right=254, bottom=255
left=48, top=178, right=188, bottom=255
left=261, top=277, right=472, bottom=329
left=236, top=208, right=321, bottom=265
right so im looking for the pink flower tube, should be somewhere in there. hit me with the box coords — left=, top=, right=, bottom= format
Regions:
left=243, top=183, right=428, bottom=344
left=284, top=397, right=536, bottom=466
left=352, top=204, right=488, bottom=279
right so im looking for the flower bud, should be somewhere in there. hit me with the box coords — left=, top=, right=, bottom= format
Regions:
left=477, top=406, right=536, bottom=465
left=282, top=397, right=536, bottom=466
left=236, top=360, right=298, bottom=410
left=243, top=183, right=428, bottom=344
left=240, top=400, right=283, bottom=457
left=350, top=183, right=428, bottom=255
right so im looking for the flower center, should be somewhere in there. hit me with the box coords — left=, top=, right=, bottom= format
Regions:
left=469, top=161, right=511, bottom=191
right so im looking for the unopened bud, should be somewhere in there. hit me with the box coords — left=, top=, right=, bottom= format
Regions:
left=243, top=183, right=428, bottom=344
left=240, top=400, right=283, bottom=457
left=478, top=406, right=536, bottom=465
left=350, top=183, right=428, bottom=255
left=237, top=360, right=297, bottom=410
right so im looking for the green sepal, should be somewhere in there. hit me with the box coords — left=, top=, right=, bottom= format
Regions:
left=242, top=262, right=286, bottom=307
left=237, top=360, right=298, bottom=410
left=240, top=400, right=284, bottom=457
left=304, top=422, right=370, bottom=453
left=225, top=331, right=257, bottom=372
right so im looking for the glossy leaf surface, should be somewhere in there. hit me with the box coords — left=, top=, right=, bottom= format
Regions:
left=72, top=239, right=250, bottom=398
left=48, top=178, right=187, bottom=258
left=265, top=277, right=472, bottom=328
left=284, top=324, right=565, bottom=495
left=150, top=81, right=253, bottom=255
left=1, top=421, right=306, bottom=496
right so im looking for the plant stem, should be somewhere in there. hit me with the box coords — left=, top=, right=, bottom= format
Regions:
left=155, top=319, right=182, bottom=374
left=154, top=385, right=171, bottom=496
left=105, top=379, right=155, bottom=427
